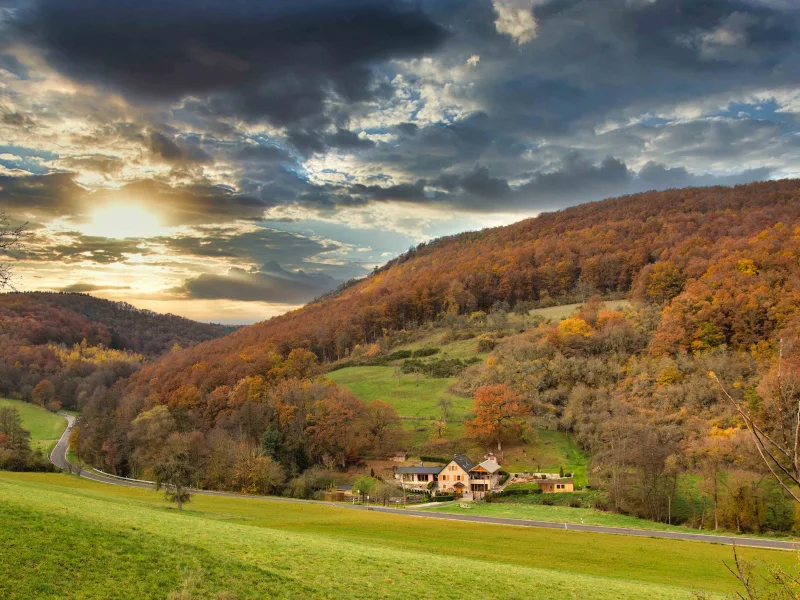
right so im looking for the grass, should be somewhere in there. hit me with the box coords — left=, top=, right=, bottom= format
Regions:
left=327, top=366, right=469, bottom=446
left=421, top=501, right=800, bottom=541
left=1, top=472, right=797, bottom=599
left=394, top=332, right=491, bottom=361
left=422, top=501, right=696, bottom=530
left=327, top=366, right=468, bottom=420
left=500, top=429, right=588, bottom=482
left=0, top=398, right=65, bottom=455
left=528, top=299, right=631, bottom=323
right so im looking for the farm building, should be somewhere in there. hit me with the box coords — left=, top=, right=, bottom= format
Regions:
left=537, top=478, right=574, bottom=493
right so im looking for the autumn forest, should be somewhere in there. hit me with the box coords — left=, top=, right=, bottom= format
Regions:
left=5, top=179, right=800, bottom=533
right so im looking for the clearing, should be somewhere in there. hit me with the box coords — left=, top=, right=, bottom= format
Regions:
left=0, top=397, right=66, bottom=455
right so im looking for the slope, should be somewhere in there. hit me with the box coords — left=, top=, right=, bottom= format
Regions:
left=2, top=472, right=795, bottom=599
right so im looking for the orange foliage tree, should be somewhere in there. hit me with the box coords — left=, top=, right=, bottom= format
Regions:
left=466, top=384, right=529, bottom=450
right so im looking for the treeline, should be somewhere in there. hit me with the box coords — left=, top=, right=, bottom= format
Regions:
left=0, top=293, right=231, bottom=412
left=2, top=292, right=233, bottom=354
left=71, top=349, right=404, bottom=495
left=0, top=406, right=55, bottom=472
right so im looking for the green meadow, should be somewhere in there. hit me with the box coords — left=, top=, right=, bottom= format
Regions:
left=327, top=365, right=468, bottom=420
left=0, top=397, right=66, bottom=455
left=1, top=472, right=796, bottom=599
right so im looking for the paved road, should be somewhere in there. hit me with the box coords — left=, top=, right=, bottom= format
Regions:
left=50, top=414, right=799, bottom=551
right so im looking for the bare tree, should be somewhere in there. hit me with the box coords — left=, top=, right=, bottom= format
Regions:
left=711, top=340, right=800, bottom=504
left=0, top=213, right=25, bottom=290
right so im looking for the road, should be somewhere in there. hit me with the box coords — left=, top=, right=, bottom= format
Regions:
left=50, top=413, right=799, bottom=551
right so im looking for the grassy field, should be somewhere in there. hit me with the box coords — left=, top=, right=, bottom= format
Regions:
left=0, top=398, right=65, bottom=455
left=1, top=472, right=796, bottom=599
left=421, top=501, right=800, bottom=541
left=422, top=501, right=698, bottom=530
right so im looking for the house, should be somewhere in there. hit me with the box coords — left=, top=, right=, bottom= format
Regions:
left=394, top=465, right=441, bottom=492
left=437, top=454, right=475, bottom=497
left=469, top=458, right=502, bottom=499
left=537, top=478, right=574, bottom=493
left=395, top=454, right=504, bottom=500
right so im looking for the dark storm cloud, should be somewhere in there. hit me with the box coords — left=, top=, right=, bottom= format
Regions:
left=12, top=0, right=448, bottom=126
left=0, top=173, right=84, bottom=219
left=176, top=261, right=337, bottom=304
left=159, top=228, right=337, bottom=269
left=343, top=152, right=772, bottom=212
left=149, top=132, right=213, bottom=165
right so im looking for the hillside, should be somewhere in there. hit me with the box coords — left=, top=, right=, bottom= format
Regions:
left=125, top=179, right=800, bottom=401
left=0, top=292, right=233, bottom=354
left=1, top=472, right=794, bottom=599
left=0, top=293, right=232, bottom=411
left=70, top=179, right=800, bottom=534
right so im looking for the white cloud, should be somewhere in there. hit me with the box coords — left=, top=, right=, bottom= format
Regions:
left=493, top=0, right=539, bottom=45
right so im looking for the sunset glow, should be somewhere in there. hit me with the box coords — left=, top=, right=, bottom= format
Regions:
left=84, top=204, right=164, bottom=239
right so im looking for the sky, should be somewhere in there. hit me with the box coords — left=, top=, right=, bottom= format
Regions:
left=1, top=0, right=799, bottom=324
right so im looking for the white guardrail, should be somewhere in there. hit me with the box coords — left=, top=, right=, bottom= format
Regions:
left=91, top=468, right=156, bottom=485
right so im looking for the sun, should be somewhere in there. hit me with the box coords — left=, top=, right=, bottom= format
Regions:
left=84, top=204, right=164, bottom=239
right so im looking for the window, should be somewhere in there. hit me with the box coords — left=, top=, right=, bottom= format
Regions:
left=456, top=475, right=461, bottom=481
left=441, top=475, right=448, bottom=481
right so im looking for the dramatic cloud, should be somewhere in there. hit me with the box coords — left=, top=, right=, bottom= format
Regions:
left=11, top=0, right=448, bottom=127
left=177, top=262, right=337, bottom=304
left=1, top=0, right=799, bottom=321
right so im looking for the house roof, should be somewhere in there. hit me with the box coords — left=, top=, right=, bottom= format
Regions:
left=453, top=481, right=466, bottom=488
left=450, top=454, right=476, bottom=472
left=539, top=478, right=573, bottom=484
left=474, top=459, right=502, bottom=474
left=395, top=466, right=442, bottom=475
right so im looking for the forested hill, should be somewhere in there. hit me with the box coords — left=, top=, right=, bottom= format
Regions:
left=70, top=178, right=800, bottom=525
left=125, top=178, right=800, bottom=405
left=0, top=292, right=233, bottom=355
left=0, top=292, right=233, bottom=411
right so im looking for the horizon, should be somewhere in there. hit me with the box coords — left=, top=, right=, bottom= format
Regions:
left=2, top=0, right=800, bottom=323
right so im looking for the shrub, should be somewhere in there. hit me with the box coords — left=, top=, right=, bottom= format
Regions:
left=432, top=494, right=455, bottom=502
left=476, top=335, right=495, bottom=352
left=419, top=456, right=447, bottom=463
left=541, top=497, right=554, bottom=506
left=412, top=348, right=440, bottom=358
